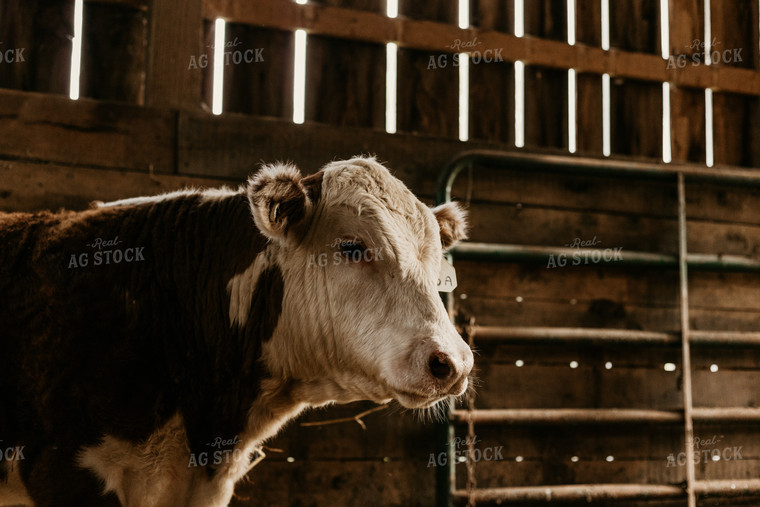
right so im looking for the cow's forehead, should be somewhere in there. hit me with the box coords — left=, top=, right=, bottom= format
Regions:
left=320, top=158, right=440, bottom=264
left=321, top=158, right=413, bottom=210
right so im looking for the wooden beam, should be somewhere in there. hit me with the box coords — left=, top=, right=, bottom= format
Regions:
left=146, top=0, right=204, bottom=110
left=0, top=89, right=176, bottom=172
left=0, top=159, right=234, bottom=212
left=202, top=0, right=760, bottom=96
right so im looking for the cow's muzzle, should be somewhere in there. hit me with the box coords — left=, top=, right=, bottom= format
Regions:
left=428, top=348, right=473, bottom=396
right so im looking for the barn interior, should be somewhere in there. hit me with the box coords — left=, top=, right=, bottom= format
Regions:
left=2, top=0, right=760, bottom=506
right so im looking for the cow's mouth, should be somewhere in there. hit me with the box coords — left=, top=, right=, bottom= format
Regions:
left=392, top=388, right=445, bottom=409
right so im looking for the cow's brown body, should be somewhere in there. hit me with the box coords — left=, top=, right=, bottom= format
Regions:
left=0, top=194, right=276, bottom=505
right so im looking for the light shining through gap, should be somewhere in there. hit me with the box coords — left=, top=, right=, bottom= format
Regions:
left=386, top=0, right=398, bottom=18
left=458, top=0, right=469, bottom=29
left=458, top=53, right=469, bottom=141
left=385, top=43, right=397, bottom=133
left=568, top=69, right=577, bottom=153
left=211, top=18, right=226, bottom=116
left=602, top=73, right=610, bottom=156
left=662, top=82, right=671, bottom=162
left=458, top=0, right=469, bottom=141
left=515, top=61, right=525, bottom=148
left=704, top=1, right=714, bottom=166
left=69, top=0, right=84, bottom=100
left=660, top=0, right=669, bottom=59
left=706, top=89, right=714, bottom=166
left=293, top=29, right=307, bottom=124
left=514, top=0, right=524, bottom=37
left=601, top=0, right=610, bottom=50
left=567, top=0, right=576, bottom=46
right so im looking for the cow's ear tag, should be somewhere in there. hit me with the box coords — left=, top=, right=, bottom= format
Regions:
left=438, top=257, right=457, bottom=293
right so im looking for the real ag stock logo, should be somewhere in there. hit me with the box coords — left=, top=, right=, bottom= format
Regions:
left=667, top=38, right=743, bottom=69
left=0, top=42, right=25, bottom=64
left=546, top=236, right=623, bottom=268
left=187, top=435, right=258, bottom=468
left=427, top=37, right=504, bottom=70
left=188, top=37, right=264, bottom=70
left=67, top=236, right=146, bottom=269
left=0, top=440, right=25, bottom=471
left=427, top=435, right=504, bottom=467
left=666, top=434, right=743, bottom=467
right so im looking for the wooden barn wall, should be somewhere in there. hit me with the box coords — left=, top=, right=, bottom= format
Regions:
left=449, top=164, right=760, bottom=506
left=2, top=0, right=760, bottom=505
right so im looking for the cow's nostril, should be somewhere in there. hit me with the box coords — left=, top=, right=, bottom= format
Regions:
left=429, top=353, right=454, bottom=381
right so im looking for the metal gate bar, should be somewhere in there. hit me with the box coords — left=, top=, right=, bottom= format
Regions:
left=450, top=407, right=760, bottom=424
left=468, top=326, right=760, bottom=346
left=451, top=480, right=760, bottom=503
left=677, top=173, right=697, bottom=507
left=451, top=243, right=760, bottom=272
left=435, top=151, right=760, bottom=506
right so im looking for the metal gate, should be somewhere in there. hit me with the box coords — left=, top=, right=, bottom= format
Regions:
left=435, top=151, right=760, bottom=506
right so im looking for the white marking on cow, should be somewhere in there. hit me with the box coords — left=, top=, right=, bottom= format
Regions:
left=226, top=250, right=271, bottom=327
left=77, top=386, right=310, bottom=507
left=199, top=186, right=239, bottom=203
left=78, top=414, right=193, bottom=507
left=97, top=187, right=238, bottom=209
left=0, top=460, right=34, bottom=506
left=96, top=189, right=195, bottom=208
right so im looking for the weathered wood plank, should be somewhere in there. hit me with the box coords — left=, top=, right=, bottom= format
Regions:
left=523, top=1, right=568, bottom=150
left=0, top=89, right=176, bottom=172
left=175, top=110, right=506, bottom=194
left=469, top=0, right=513, bottom=32
left=574, top=0, right=604, bottom=156
left=454, top=261, right=679, bottom=307
left=231, top=459, right=436, bottom=507
left=710, top=0, right=759, bottom=71
left=467, top=58, right=514, bottom=144
left=220, top=24, right=293, bottom=118
left=0, top=160, right=234, bottom=212
left=80, top=1, right=147, bottom=104
left=202, top=0, right=760, bottom=96
left=467, top=0, right=513, bottom=144
left=250, top=401, right=436, bottom=460
left=146, top=0, right=203, bottom=110
left=305, top=35, right=385, bottom=129
left=464, top=201, right=680, bottom=251
left=309, top=0, right=383, bottom=11
left=710, top=0, right=760, bottom=167
left=448, top=162, right=760, bottom=225
left=0, top=0, right=75, bottom=94
left=610, top=78, right=663, bottom=159
left=609, top=0, right=661, bottom=55
left=668, top=0, right=706, bottom=164
left=396, top=0, right=459, bottom=139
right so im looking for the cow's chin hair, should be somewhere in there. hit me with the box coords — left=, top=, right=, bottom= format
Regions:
left=393, top=374, right=478, bottom=423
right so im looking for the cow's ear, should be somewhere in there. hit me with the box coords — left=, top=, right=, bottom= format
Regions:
left=432, top=202, right=468, bottom=251
left=247, top=164, right=319, bottom=245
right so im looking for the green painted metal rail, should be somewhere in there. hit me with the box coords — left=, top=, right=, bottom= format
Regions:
left=434, top=150, right=760, bottom=507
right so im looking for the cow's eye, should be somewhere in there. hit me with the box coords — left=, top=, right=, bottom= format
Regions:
left=341, top=241, right=366, bottom=257
left=337, top=240, right=374, bottom=266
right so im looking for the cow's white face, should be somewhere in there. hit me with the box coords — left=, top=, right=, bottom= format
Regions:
left=246, top=157, right=473, bottom=411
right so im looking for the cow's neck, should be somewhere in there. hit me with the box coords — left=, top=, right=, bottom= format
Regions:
left=125, top=191, right=277, bottom=455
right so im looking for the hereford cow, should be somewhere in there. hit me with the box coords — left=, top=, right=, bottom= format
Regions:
left=0, top=156, right=473, bottom=506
